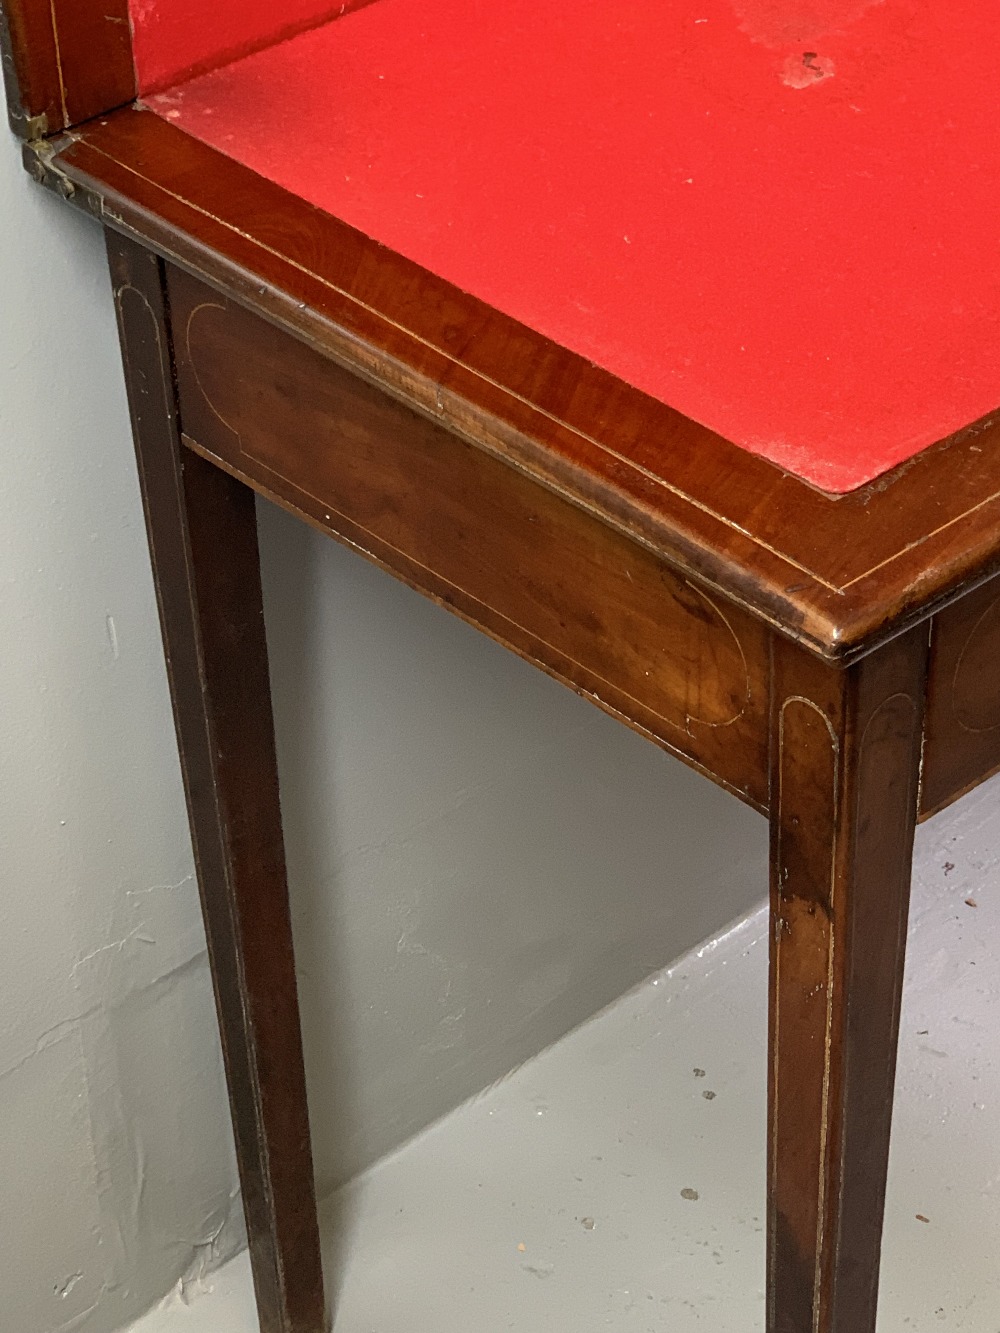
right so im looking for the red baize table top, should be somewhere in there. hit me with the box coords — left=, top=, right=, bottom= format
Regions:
left=141, top=0, right=1000, bottom=492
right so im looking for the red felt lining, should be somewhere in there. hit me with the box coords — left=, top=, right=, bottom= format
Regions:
left=148, top=0, right=1000, bottom=491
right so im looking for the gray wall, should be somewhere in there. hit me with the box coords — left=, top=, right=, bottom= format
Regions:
left=1, top=123, right=766, bottom=1333
left=1, top=133, right=243, bottom=1333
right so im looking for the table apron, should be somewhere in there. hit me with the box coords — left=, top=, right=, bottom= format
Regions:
left=167, top=263, right=772, bottom=810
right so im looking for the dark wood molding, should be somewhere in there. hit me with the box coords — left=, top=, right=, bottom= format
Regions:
left=0, top=0, right=135, bottom=138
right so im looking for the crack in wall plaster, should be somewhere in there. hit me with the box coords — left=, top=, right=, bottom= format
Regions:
left=126, top=874, right=195, bottom=900
left=0, top=1014, right=93, bottom=1084
left=71, top=926, right=153, bottom=976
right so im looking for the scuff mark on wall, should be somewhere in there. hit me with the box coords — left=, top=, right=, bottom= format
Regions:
left=105, top=614, right=120, bottom=661
left=55, top=1273, right=83, bottom=1300
left=174, top=1187, right=247, bottom=1304
left=64, top=872, right=244, bottom=1329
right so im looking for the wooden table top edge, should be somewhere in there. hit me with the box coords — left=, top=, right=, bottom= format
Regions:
left=21, top=106, right=1000, bottom=667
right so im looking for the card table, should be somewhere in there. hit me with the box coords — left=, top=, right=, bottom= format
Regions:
left=4, top=2, right=1000, bottom=1330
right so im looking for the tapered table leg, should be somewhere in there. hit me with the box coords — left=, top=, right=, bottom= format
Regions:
left=107, top=231, right=327, bottom=1333
left=767, top=625, right=928, bottom=1333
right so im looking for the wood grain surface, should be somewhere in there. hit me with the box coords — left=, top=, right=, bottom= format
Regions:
left=0, top=0, right=134, bottom=136
left=108, top=232, right=327, bottom=1333
left=768, top=627, right=927, bottom=1333
left=169, top=263, right=772, bottom=808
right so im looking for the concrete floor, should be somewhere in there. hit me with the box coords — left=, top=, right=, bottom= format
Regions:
left=130, top=775, right=1000, bottom=1333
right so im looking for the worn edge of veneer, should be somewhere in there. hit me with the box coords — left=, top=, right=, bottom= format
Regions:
left=22, top=114, right=1000, bottom=664
left=0, top=0, right=135, bottom=138
left=919, top=758, right=1000, bottom=824
left=919, top=572, right=1000, bottom=818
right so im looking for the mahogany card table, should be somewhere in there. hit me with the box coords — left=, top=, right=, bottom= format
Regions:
left=4, top=2, right=1000, bottom=1330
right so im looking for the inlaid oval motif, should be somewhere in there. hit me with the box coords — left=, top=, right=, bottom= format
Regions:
left=664, top=580, right=751, bottom=729
left=186, top=302, right=244, bottom=441
left=952, top=595, right=1000, bottom=733
left=176, top=274, right=763, bottom=768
